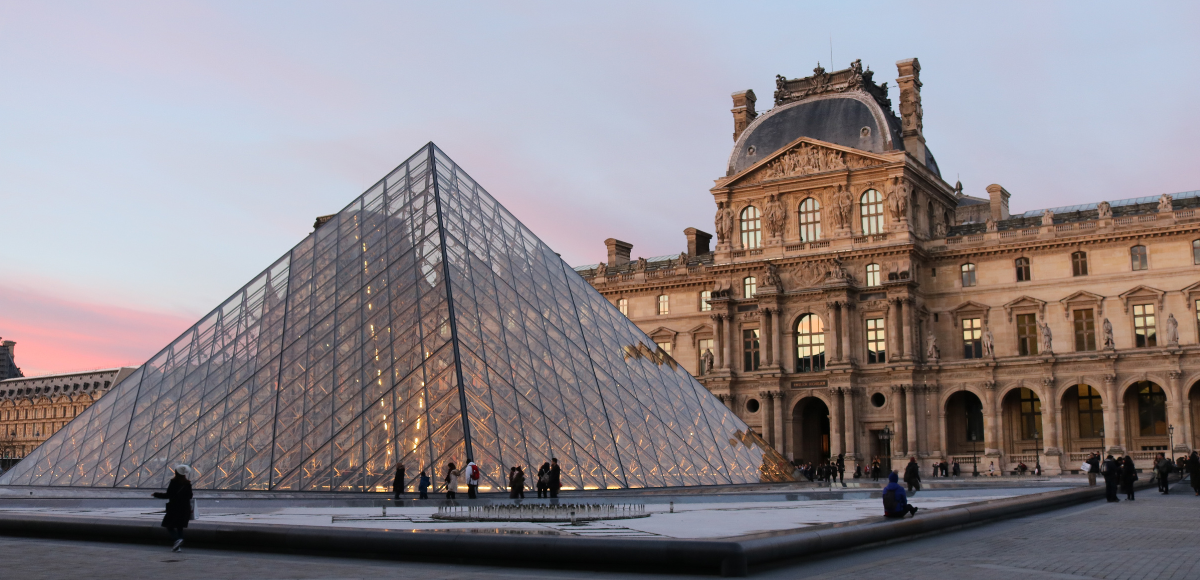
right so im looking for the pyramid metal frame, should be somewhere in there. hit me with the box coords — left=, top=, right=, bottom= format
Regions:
left=0, top=143, right=790, bottom=492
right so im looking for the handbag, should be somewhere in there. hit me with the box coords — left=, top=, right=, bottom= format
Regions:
left=1080, top=461, right=1090, bottom=472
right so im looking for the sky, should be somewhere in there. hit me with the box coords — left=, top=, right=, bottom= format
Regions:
left=2, top=1, right=1199, bottom=377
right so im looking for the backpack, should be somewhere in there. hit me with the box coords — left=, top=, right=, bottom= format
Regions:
left=538, top=471, right=549, bottom=485
left=882, top=489, right=898, bottom=514
left=469, top=464, right=480, bottom=480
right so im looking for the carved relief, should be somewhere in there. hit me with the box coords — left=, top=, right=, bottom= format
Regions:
left=742, top=143, right=880, bottom=185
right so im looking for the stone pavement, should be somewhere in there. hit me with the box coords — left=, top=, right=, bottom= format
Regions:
left=2, top=479, right=1196, bottom=579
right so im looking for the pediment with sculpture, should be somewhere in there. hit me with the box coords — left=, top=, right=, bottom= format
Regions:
left=732, top=138, right=890, bottom=187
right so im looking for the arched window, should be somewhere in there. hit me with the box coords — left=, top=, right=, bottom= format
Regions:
left=798, top=198, right=821, bottom=242
left=743, top=276, right=757, bottom=298
left=1015, top=257, right=1030, bottom=282
left=865, top=263, right=881, bottom=287
left=740, top=206, right=762, bottom=249
left=1071, top=251, right=1088, bottom=276
left=795, top=314, right=826, bottom=372
left=1130, top=245, right=1148, bottom=271
left=860, top=189, right=884, bottom=234
left=617, top=298, right=628, bottom=316
left=960, top=263, right=977, bottom=287
left=1135, top=382, right=1167, bottom=436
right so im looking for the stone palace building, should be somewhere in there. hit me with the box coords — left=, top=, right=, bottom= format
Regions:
left=576, top=58, right=1200, bottom=475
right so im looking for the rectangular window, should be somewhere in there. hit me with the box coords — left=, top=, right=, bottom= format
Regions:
left=699, top=290, right=711, bottom=312
left=961, top=318, right=982, bottom=359
left=654, top=341, right=672, bottom=355
left=742, top=329, right=760, bottom=371
left=697, top=338, right=714, bottom=375
left=1019, top=388, right=1042, bottom=440
left=657, top=295, right=669, bottom=315
left=1073, top=309, right=1096, bottom=352
left=1133, top=303, right=1156, bottom=347
left=1130, top=246, right=1148, bottom=271
left=1017, top=313, right=1040, bottom=356
left=961, top=264, right=976, bottom=287
left=617, top=298, right=628, bottom=316
left=865, top=264, right=880, bottom=287
left=1015, top=258, right=1030, bottom=282
left=743, top=277, right=756, bottom=298
left=1077, top=385, right=1103, bottom=438
left=866, top=318, right=886, bottom=364
left=1072, top=252, right=1088, bottom=276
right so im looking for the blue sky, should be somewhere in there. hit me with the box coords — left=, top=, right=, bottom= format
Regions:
left=2, top=1, right=1199, bottom=375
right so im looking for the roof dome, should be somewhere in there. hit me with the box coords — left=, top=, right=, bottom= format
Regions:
left=727, top=61, right=940, bottom=178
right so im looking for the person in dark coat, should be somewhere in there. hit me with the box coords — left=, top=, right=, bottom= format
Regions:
left=870, top=458, right=881, bottom=482
left=1120, top=456, right=1136, bottom=500
left=882, top=472, right=918, bottom=518
left=417, top=470, right=431, bottom=500
left=1101, top=454, right=1120, bottom=502
left=951, top=460, right=960, bottom=477
left=152, top=464, right=194, bottom=552
left=903, top=457, right=921, bottom=492
left=392, top=464, right=406, bottom=500
left=548, top=458, right=562, bottom=498
left=536, top=462, right=550, bottom=498
left=1155, top=452, right=1173, bottom=494
left=1188, top=451, right=1200, bottom=496
left=515, top=466, right=526, bottom=498
left=1086, top=453, right=1101, bottom=487
left=836, top=453, right=845, bottom=484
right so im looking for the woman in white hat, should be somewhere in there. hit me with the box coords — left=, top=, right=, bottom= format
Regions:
left=152, top=464, right=194, bottom=552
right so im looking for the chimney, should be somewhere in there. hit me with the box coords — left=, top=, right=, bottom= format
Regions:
left=684, top=228, right=712, bottom=256
left=985, top=184, right=1011, bottom=221
left=731, top=90, right=757, bottom=142
left=605, top=238, right=633, bottom=266
left=895, top=58, right=925, bottom=163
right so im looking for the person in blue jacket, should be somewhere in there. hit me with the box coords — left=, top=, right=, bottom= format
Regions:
left=417, top=469, right=431, bottom=500
left=882, top=471, right=919, bottom=518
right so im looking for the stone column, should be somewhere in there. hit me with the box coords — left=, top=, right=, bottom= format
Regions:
left=891, top=385, right=906, bottom=455
left=840, top=302, right=853, bottom=365
left=762, top=308, right=774, bottom=367
left=774, top=392, right=786, bottom=454
left=983, top=382, right=1000, bottom=455
left=843, top=387, right=857, bottom=463
left=711, top=314, right=724, bottom=369
left=1168, top=371, right=1188, bottom=452
left=901, top=299, right=914, bottom=361
left=827, top=302, right=842, bottom=363
left=937, top=410, right=948, bottom=461
left=1115, top=401, right=1127, bottom=452
left=726, top=314, right=736, bottom=370
left=905, top=385, right=918, bottom=457
left=1043, top=379, right=1060, bottom=454
left=772, top=308, right=783, bottom=369
left=828, top=388, right=842, bottom=459
left=759, top=391, right=775, bottom=448
left=1102, top=375, right=1120, bottom=453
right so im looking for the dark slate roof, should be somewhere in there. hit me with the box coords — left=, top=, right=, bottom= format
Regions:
left=574, top=252, right=715, bottom=276
left=947, top=189, right=1200, bottom=236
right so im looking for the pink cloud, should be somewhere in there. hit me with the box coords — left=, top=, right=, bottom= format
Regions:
left=0, top=284, right=194, bottom=377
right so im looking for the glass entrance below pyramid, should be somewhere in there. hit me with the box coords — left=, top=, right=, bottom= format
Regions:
left=0, top=144, right=787, bottom=492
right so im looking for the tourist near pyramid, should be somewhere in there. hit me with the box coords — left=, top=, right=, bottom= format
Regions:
left=0, top=144, right=791, bottom=492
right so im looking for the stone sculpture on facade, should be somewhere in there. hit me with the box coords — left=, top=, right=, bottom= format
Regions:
left=764, top=262, right=783, bottom=289
left=634, top=257, right=647, bottom=272
left=833, top=188, right=852, bottom=230
left=594, top=262, right=606, bottom=277
left=701, top=349, right=714, bottom=374
left=982, top=327, right=995, bottom=357
left=1097, top=201, right=1112, bottom=219
left=1159, top=193, right=1174, bottom=213
left=715, top=203, right=734, bottom=243
left=1038, top=318, right=1053, bottom=353
left=926, top=331, right=939, bottom=361
left=1041, top=209, right=1055, bottom=226
left=1166, top=313, right=1180, bottom=346
left=886, top=178, right=910, bottom=222
left=933, top=221, right=947, bottom=238
left=764, top=195, right=785, bottom=238
left=1102, top=318, right=1115, bottom=349
left=986, top=217, right=997, bottom=232
left=675, top=252, right=689, bottom=268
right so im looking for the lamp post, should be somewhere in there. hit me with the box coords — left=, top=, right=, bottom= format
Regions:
left=1032, top=429, right=1041, bottom=476
left=878, top=425, right=893, bottom=474
left=970, top=431, right=980, bottom=477
left=1169, top=424, right=1175, bottom=457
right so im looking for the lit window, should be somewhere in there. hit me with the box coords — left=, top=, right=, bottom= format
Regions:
left=1015, top=257, right=1030, bottom=282
left=655, top=341, right=672, bottom=355
left=740, top=206, right=762, bottom=249
left=743, top=329, right=760, bottom=371
left=1072, top=251, right=1088, bottom=276
left=1193, top=240, right=1200, bottom=265
left=860, top=189, right=885, bottom=235
left=1019, top=388, right=1042, bottom=440
left=1073, top=309, right=1096, bottom=351
left=1077, top=385, right=1103, bottom=438
left=1135, top=382, right=1167, bottom=436
left=698, top=338, right=714, bottom=375
left=1017, top=313, right=1039, bottom=356
left=699, top=290, right=712, bottom=312
left=865, top=263, right=881, bottom=287
left=657, top=295, right=669, bottom=316
left=866, top=318, right=886, bottom=364
left=961, top=263, right=977, bottom=287
left=617, top=298, right=628, bottom=316
left=795, top=314, right=826, bottom=372
left=743, top=276, right=756, bottom=298
left=962, top=318, right=982, bottom=359
left=799, top=197, right=821, bottom=242
left=1133, top=303, right=1156, bottom=347
left=1131, top=245, right=1148, bottom=271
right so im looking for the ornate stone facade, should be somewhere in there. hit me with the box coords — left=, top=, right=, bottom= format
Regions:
left=577, top=58, right=1200, bottom=476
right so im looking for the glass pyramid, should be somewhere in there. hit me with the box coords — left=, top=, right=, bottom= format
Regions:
left=0, top=144, right=791, bottom=492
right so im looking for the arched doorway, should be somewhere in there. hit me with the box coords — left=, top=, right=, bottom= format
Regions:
left=792, top=397, right=830, bottom=465
left=1190, top=381, right=1200, bottom=450
left=945, top=391, right=985, bottom=468
left=1002, top=388, right=1042, bottom=465
left=1060, top=385, right=1105, bottom=461
left=1123, top=381, right=1168, bottom=451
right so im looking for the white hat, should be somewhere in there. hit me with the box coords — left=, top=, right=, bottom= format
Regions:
left=173, top=464, right=193, bottom=480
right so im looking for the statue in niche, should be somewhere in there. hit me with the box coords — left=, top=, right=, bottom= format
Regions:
left=634, top=257, right=647, bottom=272
left=701, top=349, right=715, bottom=374
left=1038, top=318, right=1053, bottom=353
left=1097, top=201, right=1112, bottom=219
left=715, top=202, right=735, bottom=243
left=765, top=262, right=783, bottom=289
left=832, top=187, right=852, bottom=229
left=1041, top=209, right=1055, bottom=226
left=886, top=178, right=910, bottom=221
left=926, top=331, right=940, bottom=361
left=1159, top=193, right=1174, bottom=213
left=982, top=327, right=995, bottom=357
left=1102, top=318, right=1115, bottom=349
left=764, top=195, right=785, bottom=237
left=1166, top=313, right=1180, bottom=346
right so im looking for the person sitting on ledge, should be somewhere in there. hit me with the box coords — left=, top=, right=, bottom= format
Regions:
left=882, top=472, right=919, bottom=518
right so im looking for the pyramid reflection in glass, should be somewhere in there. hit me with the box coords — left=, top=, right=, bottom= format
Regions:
left=0, top=144, right=792, bottom=491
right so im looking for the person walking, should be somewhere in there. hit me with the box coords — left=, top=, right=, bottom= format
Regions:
left=417, top=470, right=431, bottom=500
left=1155, top=452, right=1173, bottom=494
left=987, top=461, right=997, bottom=477
left=1120, top=456, right=1136, bottom=501
left=1086, top=452, right=1100, bottom=487
left=444, top=462, right=460, bottom=499
left=1101, top=454, right=1120, bottom=502
left=465, top=458, right=481, bottom=499
left=548, top=457, right=562, bottom=498
left=1188, top=451, right=1200, bottom=496
left=882, top=472, right=919, bottom=518
left=536, top=462, right=550, bottom=498
left=903, top=457, right=921, bottom=493
left=836, top=453, right=845, bottom=484
left=152, top=464, right=194, bottom=553
left=392, top=464, right=406, bottom=500
left=951, top=460, right=960, bottom=477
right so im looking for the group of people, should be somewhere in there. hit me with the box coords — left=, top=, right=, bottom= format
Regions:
left=387, top=458, right=563, bottom=500
left=1085, top=450, right=1200, bottom=500
left=791, top=453, right=847, bottom=483
left=927, top=460, right=961, bottom=477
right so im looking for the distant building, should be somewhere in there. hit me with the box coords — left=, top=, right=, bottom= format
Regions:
left=0, top=367, right=137, bottom=467
left=0, top=338, right=21, bottom=381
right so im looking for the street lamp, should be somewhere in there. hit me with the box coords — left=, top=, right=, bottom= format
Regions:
left=1169, top=424, right=1175, bottom=457
left=878, top=425, right=893, bottom=474
left=969, top=431, right=980, bottom=477
left=1032, top=428, right=1041, bottom=476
